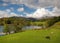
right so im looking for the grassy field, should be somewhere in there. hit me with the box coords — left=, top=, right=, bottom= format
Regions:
left=31, top=21, right=46, bottom=26
left=0, top=22, right=60, bottom=43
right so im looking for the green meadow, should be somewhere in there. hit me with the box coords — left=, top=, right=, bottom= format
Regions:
left=0, top=22, right=60, bottom=43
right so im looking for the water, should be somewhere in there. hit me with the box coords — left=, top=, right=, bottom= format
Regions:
left=0, top=26, right=5, bottom=36
left=0, top=26, right=3, bottom=32
left=0, top=26, right=42, bottom=32
left=22, top=26, right=42, bottom=30
left=0, top=26, right=43, bottom=36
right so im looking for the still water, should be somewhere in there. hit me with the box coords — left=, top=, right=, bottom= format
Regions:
left=0, top=26, right=3, bottom=32
left=0, top=26, right=42, bottom=36
left=0, top=26, right=5, bottom=36
left=22, top=26, right=42, bottom=30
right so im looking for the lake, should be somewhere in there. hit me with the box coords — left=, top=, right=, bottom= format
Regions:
left=0, top=26, right=5, bottom=36
left=0, top=26, right=43, bottom=36
left=0, top=26, right=3, bottom=32
left=0, top=26, right=42, bottom=32
left=22, top=26, right=43, bottom=30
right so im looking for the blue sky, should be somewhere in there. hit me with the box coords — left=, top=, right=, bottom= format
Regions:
left=0, top=0, right=36, bottom=16
left=0, top=0, right=60, bottom=18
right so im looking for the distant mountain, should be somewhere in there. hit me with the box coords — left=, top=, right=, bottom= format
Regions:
left=11, top=16, right=38, bottom=21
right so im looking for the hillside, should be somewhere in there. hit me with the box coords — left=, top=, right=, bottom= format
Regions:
left=50, top=22, right=60, bottom=29
left=0, top=22, right=60, bottom=43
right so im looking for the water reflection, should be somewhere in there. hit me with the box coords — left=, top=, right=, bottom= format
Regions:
left=0, top=26, right=5, bottom=36
left=22, top=26, right=42, bottom=30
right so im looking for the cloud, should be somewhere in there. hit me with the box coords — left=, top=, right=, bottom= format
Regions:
left=2, top=3, right=8, bottom=6
left=0, top=11, right=8, bottom=18
left=2, top=0, right=60, bottom=18
left=26, top=7, right=60, bottom=18
left=2, top=0, right=60, bottom=8
left=9, top=12, right=19, bottom=17
left=10, top=7, right=14, bottom=11
left=26, top=8, right=49, bottom=18
left=5, top=9, right=11, bottom=13
left=17, top=7, right=24, bottom=12
left=51, top=7, right=60, bottom=16
left=0, top=10, right=19, bottom=18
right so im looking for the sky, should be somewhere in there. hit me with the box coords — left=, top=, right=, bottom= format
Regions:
left=0, top=0, right=60, bottom=18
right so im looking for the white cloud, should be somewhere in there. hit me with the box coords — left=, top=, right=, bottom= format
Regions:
left=9, top=12, right=19, bottom=17
left=17, top=7, right=24, bottom=12
left=5, top=9, right=11, bottom=13
left=26, top=8, right=49, bottom=18
left=0, top=11, right=8, bottom=18
left=9, top=7, right=14, bottom=12
left=26, top=7, right=60, bottom=18
left=51, top=7, right=60, bottom=16
left=3, top=0, right=9, bottom=2
left=2, top=0, right=60, bottom=8
left=0, top=3, right=8, bottom=6
left=2, top=3, right=8, bottom=6
left=0, top=10, right=19, bottom=18
left=2, top=0, right=60, bottom=18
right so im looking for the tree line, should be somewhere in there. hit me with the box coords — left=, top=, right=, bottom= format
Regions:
left=0, top=16, right=60, bottom=34
left=0, top=17, right=31, bottom=34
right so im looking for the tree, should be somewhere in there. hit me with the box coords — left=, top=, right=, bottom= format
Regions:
left=4, top=24, right=10, bottom=34
left=46, top=17, right=60, bottom=27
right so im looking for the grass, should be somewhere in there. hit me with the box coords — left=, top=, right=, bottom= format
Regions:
left=0, top=22, right=60, bottom=43
left=0, top=29, right=60, bottom=43
left=31, top=21, right=46, bottom=25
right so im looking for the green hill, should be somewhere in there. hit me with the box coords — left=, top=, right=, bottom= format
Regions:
left=51, top=22, right=60, bottom=28
left=0, top=17, right=60, bottom=43
left=0, top=23, right=60, bottom=43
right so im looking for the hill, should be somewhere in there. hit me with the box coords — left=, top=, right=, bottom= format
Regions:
left=0, top=22, right=60, bottom=43
left=50, top=22, right=60, bottom=29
